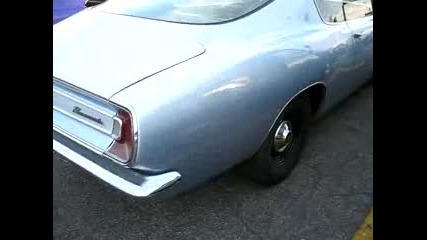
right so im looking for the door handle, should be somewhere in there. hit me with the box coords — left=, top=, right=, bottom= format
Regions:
left=353, top=33, right=364, bottom=39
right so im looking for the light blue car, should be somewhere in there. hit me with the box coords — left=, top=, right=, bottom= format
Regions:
left=53, top=0, right=373, bottom=198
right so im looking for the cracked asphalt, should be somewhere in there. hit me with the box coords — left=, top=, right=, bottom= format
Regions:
left=53, top=83, right=373, bottom=240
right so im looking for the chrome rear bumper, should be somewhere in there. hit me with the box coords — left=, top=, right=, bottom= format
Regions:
left=53, top=132, right=181, bottom=197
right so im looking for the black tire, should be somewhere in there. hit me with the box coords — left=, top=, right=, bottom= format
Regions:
left=241, top=95, right=312, bottom=185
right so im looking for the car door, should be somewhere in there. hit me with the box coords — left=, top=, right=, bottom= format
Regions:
left=314, top=0, right=367, bottom=108
left=343, top=0, right=373, bottom=82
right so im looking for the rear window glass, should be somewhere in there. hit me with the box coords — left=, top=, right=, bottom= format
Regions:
left=97, top=0, right=271, bottom=24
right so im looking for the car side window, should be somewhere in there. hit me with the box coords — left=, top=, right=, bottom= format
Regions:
left=315, top=0, right=346, bottom=23
left=342, top=0, right=373, bottom=21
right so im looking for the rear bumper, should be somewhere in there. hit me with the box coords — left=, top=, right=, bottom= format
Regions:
left=53, top=131, right=181, bottom=197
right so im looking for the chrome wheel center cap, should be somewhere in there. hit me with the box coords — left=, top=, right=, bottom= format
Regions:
left=273, top=121, right=293, bottom=153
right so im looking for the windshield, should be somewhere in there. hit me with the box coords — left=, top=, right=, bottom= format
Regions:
left=97, top=0, right=272, bottom=24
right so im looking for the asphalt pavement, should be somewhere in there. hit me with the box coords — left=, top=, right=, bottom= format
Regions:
left=53, top=83, right=373, bottom=240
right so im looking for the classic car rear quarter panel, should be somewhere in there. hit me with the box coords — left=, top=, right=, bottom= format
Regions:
left=54, top=0, right=364, bottom=194
left=110, top=3, right=333, bottom=189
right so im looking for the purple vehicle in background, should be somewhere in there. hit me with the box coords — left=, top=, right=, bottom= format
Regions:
left=53, top=0, right=84, bottom=24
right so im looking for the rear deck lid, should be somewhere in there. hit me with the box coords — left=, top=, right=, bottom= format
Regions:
left=53, top=10, right=206, bottom=98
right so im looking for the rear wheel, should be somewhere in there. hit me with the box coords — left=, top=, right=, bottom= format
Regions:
left=242, top=95, right=312, bottom=185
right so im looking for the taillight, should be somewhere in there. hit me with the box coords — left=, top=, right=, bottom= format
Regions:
left=105, top=108, right=134, bottom=163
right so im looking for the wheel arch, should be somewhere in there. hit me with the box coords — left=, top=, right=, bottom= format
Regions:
left=268, top=82, right=326, bottom=132
left=248, top=82, right=327, bottom=160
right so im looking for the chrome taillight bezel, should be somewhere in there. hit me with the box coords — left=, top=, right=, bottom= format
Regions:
left=53, top=77, right=138, bottom=165
left=104, top=106, right=136, bottom=164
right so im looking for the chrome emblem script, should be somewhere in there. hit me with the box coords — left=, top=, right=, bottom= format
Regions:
left=72, top=106, right=104, bottom=125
